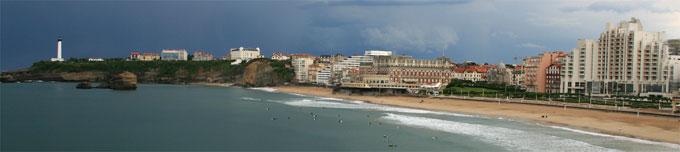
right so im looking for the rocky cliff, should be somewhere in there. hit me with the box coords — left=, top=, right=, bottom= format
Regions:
left=238, top=60, right=278, bottom=87
left=108, top=72, right=137, bottom=90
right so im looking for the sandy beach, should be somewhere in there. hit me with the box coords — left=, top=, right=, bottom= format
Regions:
left=271, top=86, right=680, bottom=145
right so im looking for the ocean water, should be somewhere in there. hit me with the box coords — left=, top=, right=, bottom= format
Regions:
left=1, top=83, right=678, bottom=151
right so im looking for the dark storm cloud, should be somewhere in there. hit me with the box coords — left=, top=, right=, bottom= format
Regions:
left=1, top=0, right=677, bottom=71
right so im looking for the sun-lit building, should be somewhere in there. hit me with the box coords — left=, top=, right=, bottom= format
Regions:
left=139, top=53, right=160, bottom=61
left=193, top=51, right=216, bottom=61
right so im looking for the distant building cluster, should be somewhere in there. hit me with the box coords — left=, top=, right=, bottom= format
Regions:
left=46, top=17, right=679, bottom=98
left=125, top=47, right=264, bottom=63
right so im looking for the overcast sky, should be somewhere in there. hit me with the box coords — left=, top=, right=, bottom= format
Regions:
left=2, top=0, right=679, bottom=70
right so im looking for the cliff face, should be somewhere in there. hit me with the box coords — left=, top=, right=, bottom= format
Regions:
left=239, top=60, right=278, bottom=87
left=108, top=72, right=137, bottom=90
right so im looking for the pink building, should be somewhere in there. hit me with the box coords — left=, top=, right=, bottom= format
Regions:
left=522, top=51, right=568, bottom=93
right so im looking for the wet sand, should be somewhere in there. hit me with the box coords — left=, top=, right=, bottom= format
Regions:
left=271, top=86, right=680, bottom=144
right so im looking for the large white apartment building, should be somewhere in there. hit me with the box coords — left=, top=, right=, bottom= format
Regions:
left=595, top=17, right=670, bottom=96
left=291, top=54, right=315, bottom=83
left=561, top=39, right=599, bottom=94
left=559, top=18, right=674, bottom=97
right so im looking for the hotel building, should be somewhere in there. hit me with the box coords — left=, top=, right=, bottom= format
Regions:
left=230, top=47, right=260, bottom=61
left=594, top=17, right=670, bottom=96
left=341, top=51, right=453, bottom=89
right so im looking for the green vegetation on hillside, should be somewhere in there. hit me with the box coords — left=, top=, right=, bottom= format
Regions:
left=29, top=57, right=294, bottom=83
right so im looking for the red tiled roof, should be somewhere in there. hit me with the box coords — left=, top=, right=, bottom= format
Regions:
left=453, top=67, right=465, bottom=73
left=465, top=66, right=476, bottom=72
left=130, top=52, right=140, bottom=55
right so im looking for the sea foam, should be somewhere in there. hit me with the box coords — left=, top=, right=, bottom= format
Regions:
left=316, top=97, right=345, bottom=101
left=241, top=97, right=261, bottom=101
left=283, top=99, right=476, bottom=118
left=549, top=126, right=680, bottom=149
left=248, top=87, right=277, bottom=92
left=382, top=113, right=617, bottom=152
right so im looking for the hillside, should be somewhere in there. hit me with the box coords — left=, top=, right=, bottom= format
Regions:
left=1, top=58, right=294, bottom=86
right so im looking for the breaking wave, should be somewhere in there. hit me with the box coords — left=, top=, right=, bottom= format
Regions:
left=248, top=87, right=277, bottom=92
left=316, top=97, right=345, bottom=101
left=289, top=93, right=308, bottom=97
left=241, top=97, right=261, bottom=101
left=382, top=113, right=617, bottom=152
left=283, top=99, right=475, bottom=118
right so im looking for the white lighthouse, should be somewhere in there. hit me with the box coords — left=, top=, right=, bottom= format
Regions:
left=51, top=36, right=64, bottom=62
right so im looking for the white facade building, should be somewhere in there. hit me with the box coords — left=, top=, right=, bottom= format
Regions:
left=291, top=55, right=314, bottom=83
left=595, top=17, right=669, bottom=96
left=561, top=39, right=599, bottom=94
left=364, top=50, right=393, bottom=56
left=230, top=47, right=260, bottom=61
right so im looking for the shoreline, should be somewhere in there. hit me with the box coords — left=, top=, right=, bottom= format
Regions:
left=270, top=86, right=680, bottom=145
left=188, top=82, right=234, bottom=87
